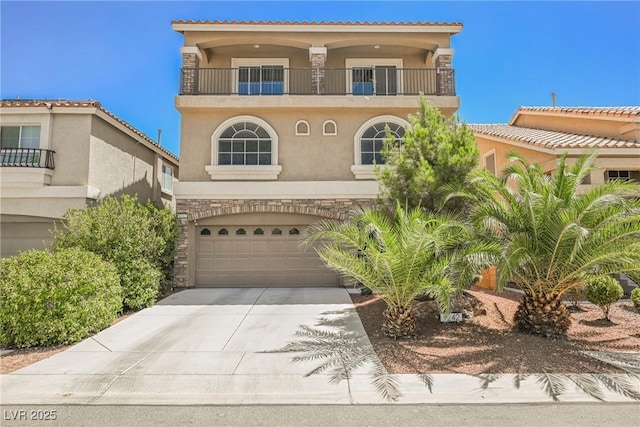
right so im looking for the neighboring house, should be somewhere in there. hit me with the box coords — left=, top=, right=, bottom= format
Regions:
left=469, top=106, right=640, bottom=290
left=172, top=20, right=462, bottom=287
left=470, top=106, right=640, bottom=184
left=0, top=99, right=180, bottom=258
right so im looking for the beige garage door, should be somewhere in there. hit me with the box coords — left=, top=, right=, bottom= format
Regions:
left=196, top=225, right=339, bottom=287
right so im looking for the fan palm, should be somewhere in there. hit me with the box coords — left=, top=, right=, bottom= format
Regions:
left=304, top=204, right=498, bottom=339
left=470, top=151, right=640, bottom=338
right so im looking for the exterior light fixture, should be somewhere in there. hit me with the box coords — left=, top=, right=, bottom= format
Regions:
left=374, top=45, right=380, bottom=49
left=253, top=44, right=260, bottom=48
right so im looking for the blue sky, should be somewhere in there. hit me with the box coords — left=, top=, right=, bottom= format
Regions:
left=1, top=1, right=639, bottom=157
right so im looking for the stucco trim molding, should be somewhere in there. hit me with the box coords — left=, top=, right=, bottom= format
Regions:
left=433, top=48, right=454, bottom=62
left=205, top=165, right=283, bottom=180
left=175, top=180, right=380, bottom=199
left=180, top=46, right=203, bottom=61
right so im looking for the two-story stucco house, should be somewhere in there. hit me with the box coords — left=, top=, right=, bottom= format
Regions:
left=0, top=100, right=180, bottom=258
left=172, top=20, right=462, bottom=288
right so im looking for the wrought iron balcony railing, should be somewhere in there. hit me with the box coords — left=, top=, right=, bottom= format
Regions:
left=180, top=67, right=456, bottom=96
left=0, top=148, right=55, bottom=169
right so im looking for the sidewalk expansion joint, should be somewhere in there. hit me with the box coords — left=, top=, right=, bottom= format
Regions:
left=87, top=352, right=153, bottom=403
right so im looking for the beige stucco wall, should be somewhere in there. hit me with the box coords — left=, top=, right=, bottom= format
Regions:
left=513, top=113, right=637, bottom=141
left=0, top=215, right=57, bottom=258
left=475, top=135, right=556, bottom=174
left=49, top=114, right=92, bottom=186
left=179, top=108, right=417, bottom=182
left=89, top=115, right=156, bottom=202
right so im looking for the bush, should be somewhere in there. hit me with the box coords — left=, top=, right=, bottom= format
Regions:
left=631, top=288, right=640, bottom=314
left=584, top=276, right=623, bottom=321
left=0, top=249, right=121, bottom=348
left=52, top=195, right=178, bottom=310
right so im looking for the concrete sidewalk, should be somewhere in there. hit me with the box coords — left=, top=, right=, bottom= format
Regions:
left=1, top=288, right=638, bottom=405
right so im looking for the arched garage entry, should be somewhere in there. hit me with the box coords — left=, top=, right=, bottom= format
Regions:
left=195, top=212, right=339, bottom=287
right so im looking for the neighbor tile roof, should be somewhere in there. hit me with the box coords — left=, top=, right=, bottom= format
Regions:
left=172, top=19, right=463, bottom=27
left=0, top=99, right=178, bottom=161
left=468, top=124, right=640, bottom=150
left=515, top=106, right=640, bottom=119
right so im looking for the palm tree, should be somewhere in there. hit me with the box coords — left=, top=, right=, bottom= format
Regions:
left=469, top=151, right=640, bottom=338
left=304, top=205, right=498, bottom=339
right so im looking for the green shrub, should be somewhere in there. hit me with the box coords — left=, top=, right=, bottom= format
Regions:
left=0, top=249, right=121, bottom=348
left=52, top=195, right=178, bottom=310
left=631, top=288, right=640, bottom=314
left=584, top=276, right=623, bottom=321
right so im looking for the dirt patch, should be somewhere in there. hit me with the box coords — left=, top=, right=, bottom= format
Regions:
left=352, top=288, right=640, bottom=375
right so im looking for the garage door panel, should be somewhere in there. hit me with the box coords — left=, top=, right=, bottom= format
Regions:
left=196, top=223, right=339, bottom=287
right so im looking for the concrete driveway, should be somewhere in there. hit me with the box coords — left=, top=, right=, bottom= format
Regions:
left=2, top=287, right=638, bottom=405
left=2, top=287, right=382, bottom=404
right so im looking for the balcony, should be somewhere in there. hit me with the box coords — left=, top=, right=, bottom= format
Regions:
left=180, top=67, right=456, bottom=96
left=0, top=148, right=55, bottom=169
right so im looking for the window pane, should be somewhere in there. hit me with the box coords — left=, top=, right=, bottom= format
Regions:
left=259, top=140, right=271, bottom=152
left=361, top=153, right=374, bottom=165
left=232, top=140, right=245, bottom=153
left=256, top=127, right=270, bottom=139
left=361, top=140, right=373, bottom=152
left=0, top=126, right=20, bottom=149
left=374, top=153, right=385, bottom=164
left=232, top=153, right=244, bottom=165
left=219, top=140, right=232, bottom=152
left=246, top=140, right=258, bottom=152
left=245, top=153, right=258, bottom=165
left=258, top=153, right=271, bottom=165
left=218, top=153, right=231, bottom=165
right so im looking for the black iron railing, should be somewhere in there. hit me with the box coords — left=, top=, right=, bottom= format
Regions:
left=0, top=148, right=55, bottom=169
left=180, top=67, right=456, bottom=96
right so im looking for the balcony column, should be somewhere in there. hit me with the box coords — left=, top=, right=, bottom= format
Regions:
left=180, top=46, right=203, bottom=95
left=309, top=47, right=327, bottom=95
left=434, top=48, right=454, bottom=95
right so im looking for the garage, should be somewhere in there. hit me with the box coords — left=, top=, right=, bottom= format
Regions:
left=195, top=213, right=339, bottom=287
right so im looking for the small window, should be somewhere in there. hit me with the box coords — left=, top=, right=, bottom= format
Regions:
left=254, top=228, right=264, bottom=235
left=218, top=228, right=229, bottom=235
left=200, top=228, right=211, bottom=236
left=295, top=120, right=310, bottom=136
left=162, top=164, right=173, bottom=191
left=323, top=120, right=337, bottom=136
left=484, top=151, right=496, bottom=176
left=607, top=170, right=632, bottom=182
left=236, top=228, right=246, bottom=235
left=360, top=122, right=405, bottom=165
left=289, top=228, right=300, bottom=235
left=272, top=228, right=282, bottom=235
left=1, top=125, right=40, bottom=149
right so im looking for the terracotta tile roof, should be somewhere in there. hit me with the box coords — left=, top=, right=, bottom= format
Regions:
left=468, top=124, right=640, bottom=150
left=172, top=19, right=463, bottom=27
left=516, top=106, right=640, bottom=118
left=0, top=99, right=179, bottom=161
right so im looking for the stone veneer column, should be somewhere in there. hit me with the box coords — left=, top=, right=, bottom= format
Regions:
left=434, top=48, right=454, bottom=96
left=309, top=47, right=327, bottom=95
left=172, top=198, right=376, bottom=288
left=180, top=47, right=202, bottom=95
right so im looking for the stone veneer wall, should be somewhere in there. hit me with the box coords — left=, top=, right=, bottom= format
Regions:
left=173, top=198, right=376, bottom=288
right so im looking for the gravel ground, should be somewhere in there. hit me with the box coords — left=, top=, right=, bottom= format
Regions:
left=352, top=288, right=640, bottom=374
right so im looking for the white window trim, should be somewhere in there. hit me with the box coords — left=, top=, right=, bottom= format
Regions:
left=322, top=120, right=337, bottom=136
left=351, top=115, right=410, bottom=180
left=295, top=120, right=310, bottom=136
left=345, top=58, right=403, bottom=95
left=208, top=115, right=282, bottom=181
left=231, top=58, right=290, bottom=95
left=483, top=149, right=497, bottom=176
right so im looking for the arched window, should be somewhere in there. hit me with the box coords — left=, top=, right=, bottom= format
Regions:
left=289, top=228, right=300, bottom=235
left=208, top=116, right=282, bottom=180
left=295, top=120, right=310, bottom=136
left=254, top=228, right=264, bottom=235
left=359, top=122, right=405, bottom=165
left=323, top=120, right=337, bottom=136
left=218, top=228, right=228, bottom=236
left=218, top=122, right=272, bottom=166
left=200, top=228, right=211, bottom=236
left=272, top=228, right=282, bottom=235
left=236, top=228, right=246, bottom=235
